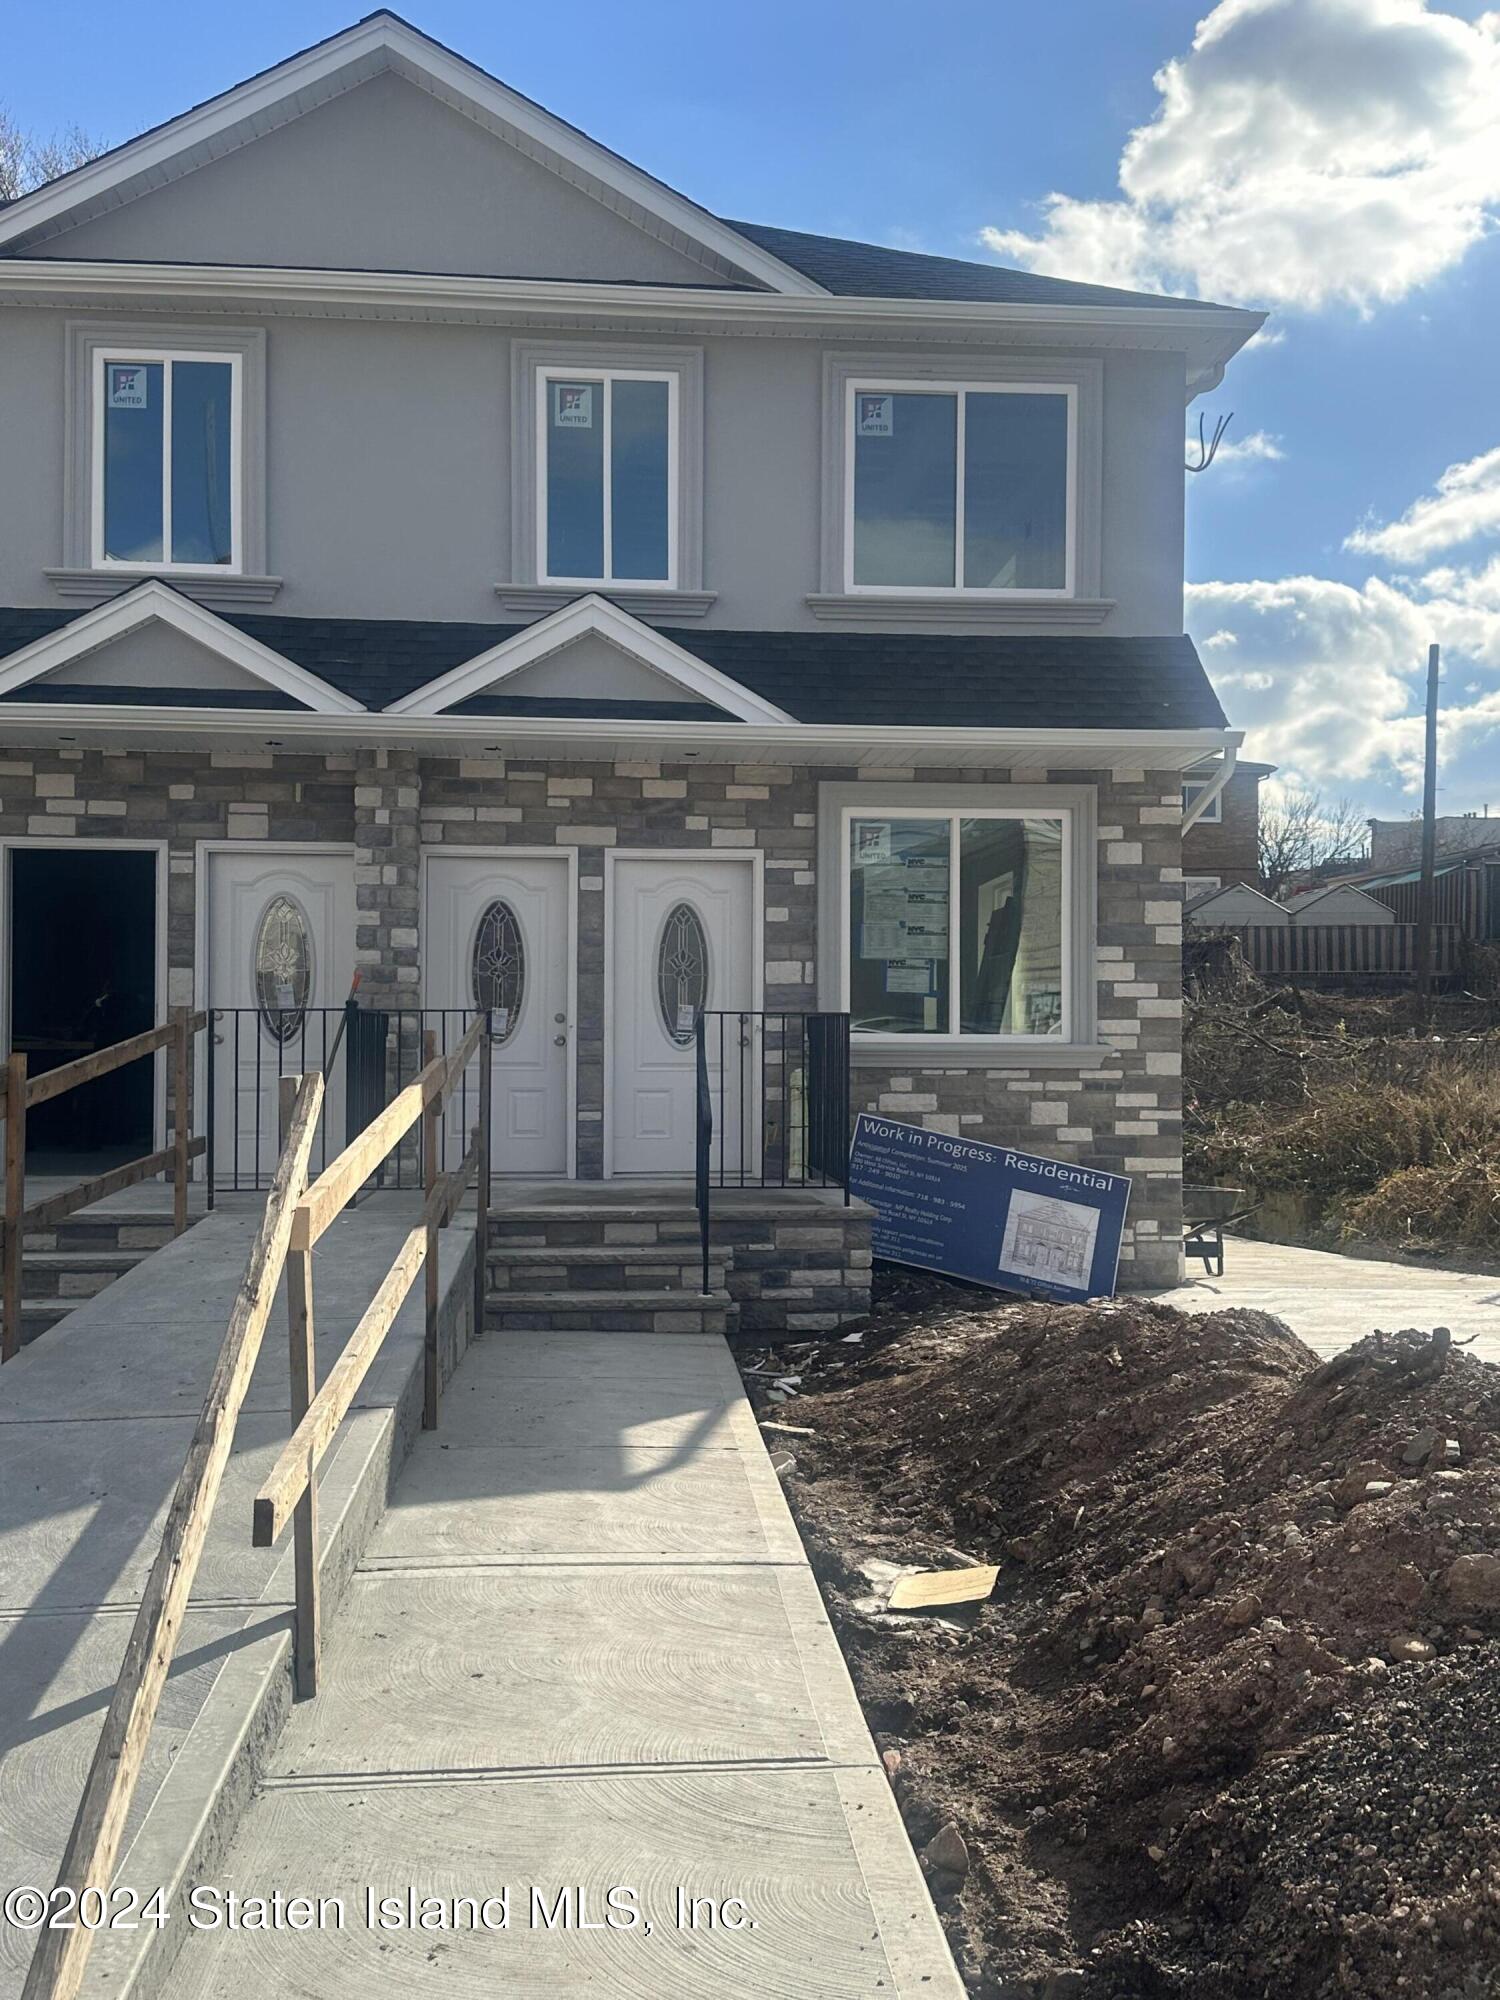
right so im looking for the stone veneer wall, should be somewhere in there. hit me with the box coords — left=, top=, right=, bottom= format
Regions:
left=0, top=743, right=1184, bottom=1287
left=0, top=742, right=359, bottom=1143
left=417, top=753, right=1186, bottom=1289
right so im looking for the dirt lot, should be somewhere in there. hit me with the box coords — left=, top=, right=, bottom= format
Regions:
left=743, top=1273, right=1500, bottom=1997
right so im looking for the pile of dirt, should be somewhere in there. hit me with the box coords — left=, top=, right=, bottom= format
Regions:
left=749, top=1289, right=1500, bottom=1997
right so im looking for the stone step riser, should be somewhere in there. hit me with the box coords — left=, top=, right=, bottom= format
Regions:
left=488, top=1262, right=727, bottom=1294
left=486, top=1303, right=731, bottom=1335
left=485, top=1198, right=873, bottom=1336
left=23, top=1260, right=146, bottom=1301
left=24, top=1220, right=180, bottom=1255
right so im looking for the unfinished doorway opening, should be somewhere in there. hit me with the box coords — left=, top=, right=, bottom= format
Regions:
left=7, top=846, right=159, bottom=1167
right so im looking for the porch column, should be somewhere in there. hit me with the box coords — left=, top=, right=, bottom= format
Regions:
left=353, top=748, right=422, bottom=1006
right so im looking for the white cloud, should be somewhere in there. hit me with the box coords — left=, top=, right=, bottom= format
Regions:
left=1345, top=443, right=1500, bottom=559
left=1189, top=427, right=1285, bottom=466
left=982, top=0, right=1500, bottom=311
left=1186, top=568, right=1500, bottom=807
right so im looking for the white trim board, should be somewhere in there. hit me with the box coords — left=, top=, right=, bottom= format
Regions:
left=0, top=580, right=365, bottom=714
left=1, top=836, right=171, bottom=1154
left=0, top=14, right=824, bottom=297
left=385, top=593, right=794, bottom=724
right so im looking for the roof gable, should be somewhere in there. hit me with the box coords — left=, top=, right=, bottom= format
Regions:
left=0, top=14, right=823, bottom=295
left=0, top=582, right=364, bottom=713
left=384, top=596, right=794, bottom=722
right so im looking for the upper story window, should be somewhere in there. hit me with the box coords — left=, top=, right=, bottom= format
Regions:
left=847, top=381, right=1074, bottom=595
left=95, top=350, right=241, bottom=571
left=1182, top=778, right=1223, bottom=823
left=538, top=367, right=676, bottom=588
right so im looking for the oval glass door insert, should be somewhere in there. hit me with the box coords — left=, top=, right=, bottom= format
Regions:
left=471, top=900, right=525, bottom=1043
left=254, top=894, right=313, bottom=1043
left=657, top=902, right=709, bottom=1046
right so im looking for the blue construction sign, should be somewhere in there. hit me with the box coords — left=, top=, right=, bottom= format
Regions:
left=848, top=1113, right=1132, bottom=1303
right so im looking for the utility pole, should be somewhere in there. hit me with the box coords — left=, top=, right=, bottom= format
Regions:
left=1415, top=643, right=1440, bottom=1007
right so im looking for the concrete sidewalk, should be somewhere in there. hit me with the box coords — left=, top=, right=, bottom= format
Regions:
left=1158, top=1235, right=1500, bottom=1363
left=159, top=1329, right=963, bottom=1999
left=0, top=1196, right=473, bottom=2000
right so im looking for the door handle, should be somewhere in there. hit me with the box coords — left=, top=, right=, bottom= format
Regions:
left=553, top=1033, right=567, bottom=1047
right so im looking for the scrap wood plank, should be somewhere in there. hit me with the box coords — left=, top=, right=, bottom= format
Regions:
left=888, top=1564, right=999, bottom=1610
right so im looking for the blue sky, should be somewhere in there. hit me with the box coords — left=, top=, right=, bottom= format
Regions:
left=10, top=0, right=1500, bottom=818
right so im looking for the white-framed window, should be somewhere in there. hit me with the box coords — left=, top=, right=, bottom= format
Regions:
left=844, top=379, right=1075, bottom=596
left=1183, top=875, right=1222, bottom=903
left=1183, top=778, right=1223, bottom=823
left=536, top=367, right=678, bottom=588
left=839, top=806, right=1072, bottom=1040
left=92, top=349, right=242, bottom=572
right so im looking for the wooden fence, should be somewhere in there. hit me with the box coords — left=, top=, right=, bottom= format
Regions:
left=1218, top=922, right=1461, bottom=978
left=2, top=1010, right=207, bottom=1362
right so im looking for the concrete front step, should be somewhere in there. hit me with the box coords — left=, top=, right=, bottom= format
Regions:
left=19, top=1247, right=149, bottom=1299
left=23, top=1211, right=184, bottom=1255
left=486, top=1286, right=733, bottom=1335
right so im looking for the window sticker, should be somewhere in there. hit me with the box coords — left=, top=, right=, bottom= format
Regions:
left=885, top=960, right=935, bottom=996
left=859, top=920, right=907, bottom=960
left=553, top=383, right=594, bottom=429
left=107, top=363, right=150, bottom=410
left=853, top=822, right=892, bottom=865
left=856, top=392, right=894, bottom=437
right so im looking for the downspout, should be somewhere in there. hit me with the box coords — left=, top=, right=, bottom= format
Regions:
left=1181, top=745, right=1238, bottom=831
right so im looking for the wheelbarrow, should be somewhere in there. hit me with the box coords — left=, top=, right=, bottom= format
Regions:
left=1182, top=1185, right=1259, bottom=1278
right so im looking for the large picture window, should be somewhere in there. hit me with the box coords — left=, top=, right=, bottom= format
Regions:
left=847, top=381, right=1073, bottom=595
left=93, top=350, right=240, bottom=571
left=538, top=368, right=676, bottom=587
left=843, top=809, right=1069, bottom=1038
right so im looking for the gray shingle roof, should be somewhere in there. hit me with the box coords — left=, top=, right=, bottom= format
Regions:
left=0, top=605, right=1226, bottom=731
left=722, top=220, right=1232, bottom=312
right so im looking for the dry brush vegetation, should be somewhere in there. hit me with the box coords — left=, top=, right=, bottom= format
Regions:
left=1184, top=947, right=1500, bottom=1261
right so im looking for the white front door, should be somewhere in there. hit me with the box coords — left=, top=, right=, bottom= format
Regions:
left=424, top=852, right=572, bottom=1178
left=206, top=848, right=354, bottom=1184
left=609, top=855, right=759, bottom=1177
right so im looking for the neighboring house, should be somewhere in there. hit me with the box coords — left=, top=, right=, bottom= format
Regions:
left=1281, top=883, right=1396, bottom=925
left=1368, top=814, right=1499, bottom=869
left=1181, top=758, right=1273, bottom=902
left=0, top=13, right=1260, bottom=1289
left=1184, top=883, right=1290, bottom=926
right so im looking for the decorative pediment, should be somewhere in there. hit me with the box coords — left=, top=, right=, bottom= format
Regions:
left=385, top=595, right=792, bottom=723
left=0, top=582, right=363, bottom=712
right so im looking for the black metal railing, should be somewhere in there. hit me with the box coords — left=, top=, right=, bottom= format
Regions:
left=206, top=1005, right=486, bottom=1197
left=693, top=1009, right=852, bottom=1296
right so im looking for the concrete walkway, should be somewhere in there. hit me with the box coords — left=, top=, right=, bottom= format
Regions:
left=1159, top=1236, right=1500, bottom=1362
left=159, top=1329, right=962, bottom=1999
left=0, top=1196, right=471, bottom=2000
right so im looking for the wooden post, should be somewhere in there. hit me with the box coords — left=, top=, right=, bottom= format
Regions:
left=172, top=1007, right=191, bottom=1238
left=422, top=1028, right=440, bottom=1430
left=1416, top=642, right=1441, bottom=1008
left=3, top=1051, right=26, bottom=1364
left=279, top=1075, right=320, bottom=1697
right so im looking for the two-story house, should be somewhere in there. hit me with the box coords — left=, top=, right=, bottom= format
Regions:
left=0, top=13, right=1260, bottom=1289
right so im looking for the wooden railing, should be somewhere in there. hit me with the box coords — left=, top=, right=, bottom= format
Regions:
left=22, top=1013, right=492, bottom=2000
left=250, top=1011, right=490, bottom=1697
left=19, top=1070, right=326, bottom=2000
left=2, top=1009, right=207, bottom=1363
